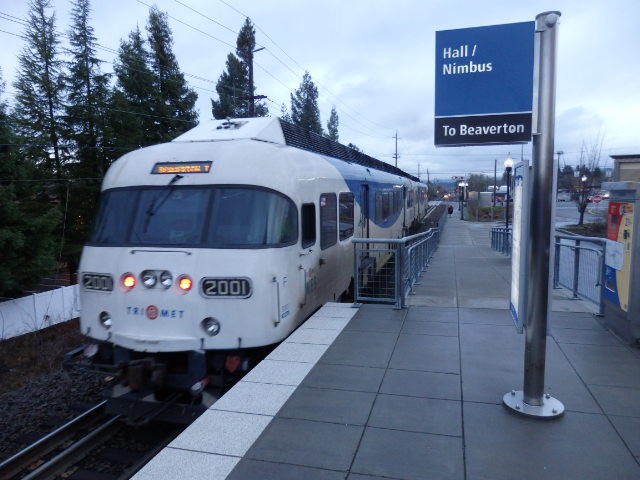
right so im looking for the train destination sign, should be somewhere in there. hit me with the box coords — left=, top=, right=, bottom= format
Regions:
left=435, top=21, right=535, bottom=147
left=152, top=161, right=212, bottom=174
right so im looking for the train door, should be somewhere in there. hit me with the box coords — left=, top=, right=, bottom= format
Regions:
left=402, top=185, right=407, bottom=235
left=317, top=193, right=341, bottom=301
left=298, top=202, right=319, bottom=314
left=360, top=184, right=370, bottom=239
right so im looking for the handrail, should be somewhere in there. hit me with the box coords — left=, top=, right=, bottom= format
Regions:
left=352, top=228, right=441, bottom=309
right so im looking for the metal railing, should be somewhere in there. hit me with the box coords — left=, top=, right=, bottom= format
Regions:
left=352, top=227, right=441, bottom=309
left=491, top=226, right=512, bottom=255
left=553, top=234, right=607, bottom=315
left=490, top=228, right=606, bottom=313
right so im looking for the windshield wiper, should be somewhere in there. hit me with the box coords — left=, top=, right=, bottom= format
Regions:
left=143, top=174, right=183, bottom=232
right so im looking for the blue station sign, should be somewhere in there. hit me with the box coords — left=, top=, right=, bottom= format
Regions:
left=435, top=21, right=535, bottom=146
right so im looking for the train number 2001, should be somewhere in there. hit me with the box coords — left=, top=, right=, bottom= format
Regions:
left=201, top=278, right=252, bottom=298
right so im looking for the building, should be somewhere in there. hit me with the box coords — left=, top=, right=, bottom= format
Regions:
left=611, top=154, right=640, bottom=181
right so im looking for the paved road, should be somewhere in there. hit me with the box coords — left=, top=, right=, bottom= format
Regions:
left=555, top=199, right=608, bottom=226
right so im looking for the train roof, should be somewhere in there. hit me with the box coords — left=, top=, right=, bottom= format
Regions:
left=173, top=117, right=420, bottom=183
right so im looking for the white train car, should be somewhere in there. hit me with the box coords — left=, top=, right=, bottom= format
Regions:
left=78, top=117, right=426, bottom=400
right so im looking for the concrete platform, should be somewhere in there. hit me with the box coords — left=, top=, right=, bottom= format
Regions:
left=134, top=214, right=640, bottom=480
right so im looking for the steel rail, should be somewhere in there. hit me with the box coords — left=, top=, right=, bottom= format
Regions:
left=0, top=400, right=110, bottom=480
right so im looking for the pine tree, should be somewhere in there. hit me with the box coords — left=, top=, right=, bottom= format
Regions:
left=146, top=6, right=198, bottom=140
left=211, top=53, right=248, bottom=119
left=290, top=71, right=323, bottom=135
left=65, top=0, right=111, bottom=177
left=12, top=0, right=67, bottom=178
left=279, top=102, right=292, bottom=123
left=64, top=0, right=112, bottom=271
left=0, top=70, right=60, bottom=297
left=211, top=18, right=267, bottom=119
left=326, top=105, right=339, bottom=141
left=111, top=27, right=157, bottom=149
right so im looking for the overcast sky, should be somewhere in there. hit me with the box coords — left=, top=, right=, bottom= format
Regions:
left=1, top=0, right=638, bottom=182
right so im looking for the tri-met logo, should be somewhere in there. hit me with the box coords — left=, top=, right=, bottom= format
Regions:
left=126, top=305, right=185, bottom=320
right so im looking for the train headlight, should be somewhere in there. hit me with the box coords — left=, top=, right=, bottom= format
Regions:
left=178, top=275, right=193, bottom=292
left=160, top=271, right=173, bottom=288
left=201, top=317, right=220, bottom=336
left=99, top=311, right=112, bottom=329
left=121, top=273, right=136, bottom=290
left=141, top=270, right=157, bottom=288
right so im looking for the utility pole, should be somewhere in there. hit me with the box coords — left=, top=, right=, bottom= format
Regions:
left=248, top=46, right=266, bottom=117
left=393, top=131, right=399, bottom=167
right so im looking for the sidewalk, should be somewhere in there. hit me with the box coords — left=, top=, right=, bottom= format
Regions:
left=134, top=213, right=640, bottom=480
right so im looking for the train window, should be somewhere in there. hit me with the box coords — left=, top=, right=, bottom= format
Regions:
left=89, top=186, right=297, bottom=248
left=320, top=193, right=337, bottom=250
left=206, top=188, right=297, bottom=247
left=90, top=189, right=138, bottom=244
left=339, top=192, right=354, bottom=240
left=301, top=203, right=316, bottom=249
left=132, top=188, right=210, bottom=245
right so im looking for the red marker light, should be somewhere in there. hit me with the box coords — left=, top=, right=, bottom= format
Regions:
left=178, top=275, right=193, bottom=291
left=122, top=273, right=136, bottom=290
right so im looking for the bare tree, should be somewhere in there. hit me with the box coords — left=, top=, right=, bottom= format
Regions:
left=574, top=135, right=604, bottom=225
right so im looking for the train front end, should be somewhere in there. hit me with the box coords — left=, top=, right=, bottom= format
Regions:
left=76, top=120, right=306, bottom=405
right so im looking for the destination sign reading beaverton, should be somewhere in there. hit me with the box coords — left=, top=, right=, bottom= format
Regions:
left=435, top=21, right=535, bottom=146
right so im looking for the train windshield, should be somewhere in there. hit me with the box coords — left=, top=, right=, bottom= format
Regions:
left=89, top=186, right=298, bottom=248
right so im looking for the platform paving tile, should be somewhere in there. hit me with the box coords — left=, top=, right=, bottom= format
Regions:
left=550, top=326, right=626, bottom=346
left=350, top=427, right=464, bottom=480
left=389, top=333, right=460, bottom=374
left=168, top=410, right=272, bottom=457
left=132, top=448, right=238, bottom=480
left=266, top=341, right=328, bottom=363
left=380, top=368, right=461, bottom=401
left=588, top=384, right=640, bottom=417
left=321, top=330, right=397, bottom=368
left=227, top=459, right=345, bottom=480
left=243, top=417, right=363, bottom=472
left=464, top=402, right=640, bottom=480
left=368, top=394, right=461, bottom=437
left=559, top=343, right=640, bottom=388
left=301, top=363, right=385, bottom=392
left=404, top=306, right=458, bottom=323
left=458, top=307, right=513, bottom=326
left=284, top=326, right=342, bottom=345
left=609, top=415, right=640, bottom=458
left=210, top=382, right=296, bottom=416
left=401, top=318, right=459, bottom=336
left=277, top=386, right=376, bottom=425
left=344, top=307, right=406, bottom=333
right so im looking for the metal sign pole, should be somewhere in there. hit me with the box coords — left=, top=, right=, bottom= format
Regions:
left=503, top=11, right=565, bottom=419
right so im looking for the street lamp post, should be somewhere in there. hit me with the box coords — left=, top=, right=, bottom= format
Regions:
left=458, top=181, right=467, bottom=220
left=505, top=156, right=514, bottom=228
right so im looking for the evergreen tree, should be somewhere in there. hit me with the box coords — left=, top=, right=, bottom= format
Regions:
left=0, top=70, right=60, bottom=297
left=211, top=18, right=267, bottom=119
left=146, top=6, right=198, bottom=140
left=65, top=0, right=111, bottom=177
left=279, top=102, right=291, bottom=123
left=290, top=71, right=323, bottom=135
left=64, top=0, right=112, bottom=271
left=326, top=105, right=339, bottom=141
left=111, top=27, right=157, bottom=150
left=12, top=0, right=67, bottom=178
left=211, top=53, right=248, bottom=119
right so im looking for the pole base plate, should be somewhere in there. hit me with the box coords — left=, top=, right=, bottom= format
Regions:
left=503, top=390, right=564, bottom=419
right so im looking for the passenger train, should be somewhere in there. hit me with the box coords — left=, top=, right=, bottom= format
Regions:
left=77, top=117, right=428, bottom=402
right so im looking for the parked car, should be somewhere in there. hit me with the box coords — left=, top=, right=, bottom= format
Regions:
left=587, top=190, right=610, bottom=202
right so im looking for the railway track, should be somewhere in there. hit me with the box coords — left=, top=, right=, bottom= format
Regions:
left=0, top=401, right=113, bottom=479
left=0, top=399, right=184, bottom=480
